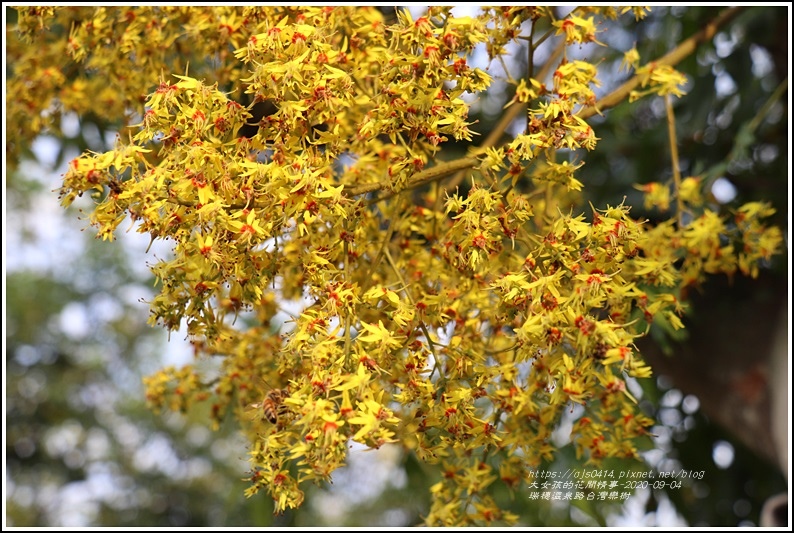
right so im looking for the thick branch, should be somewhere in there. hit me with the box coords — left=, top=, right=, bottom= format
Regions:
left=344, top=156, right=479, bottom=197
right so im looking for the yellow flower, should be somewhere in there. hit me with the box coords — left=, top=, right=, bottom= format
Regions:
left=621, top=47, right=640, bottom=72
left=228, top=210, right=267, bottom=240
left=554, top=15, right=604, bottom=45
left=635, top=182, right=670, bottom=211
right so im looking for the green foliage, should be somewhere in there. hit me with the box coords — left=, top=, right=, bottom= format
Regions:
left=6, top=6, right=785, bottom=526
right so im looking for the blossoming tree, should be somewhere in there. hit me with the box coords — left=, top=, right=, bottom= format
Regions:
left=7, top=6, right=784, bottom=525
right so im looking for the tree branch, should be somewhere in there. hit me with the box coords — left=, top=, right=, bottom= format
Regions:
left=344, top=156, right=480, bottom=197
left=666, top=95, right=684, bottom=229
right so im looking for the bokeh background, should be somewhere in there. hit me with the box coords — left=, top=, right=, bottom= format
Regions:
left=5, top=5, right=789, bottom=526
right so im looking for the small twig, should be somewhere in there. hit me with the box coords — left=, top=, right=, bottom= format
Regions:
left=343, top=218, right=353, bottom=368
left=702, top=76, right=788, bottom=191
left=665, top=95, right=684, bottom=229
left=527, top=18, right=536, bottom=133
left=747, top=77, right=788, bottom=133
